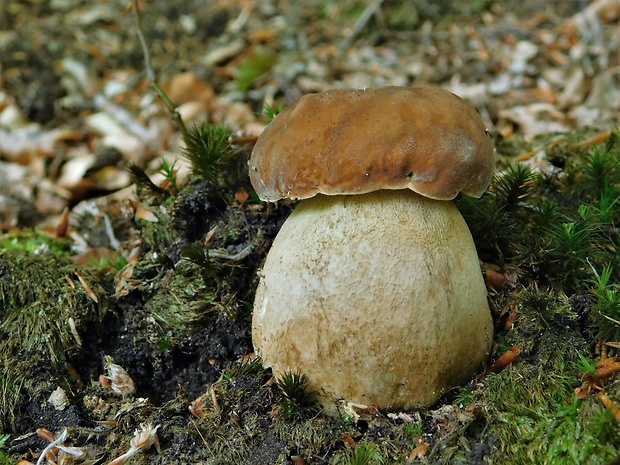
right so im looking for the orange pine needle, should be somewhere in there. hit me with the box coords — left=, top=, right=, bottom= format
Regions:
left=75, top=271, right=98, bottom=303
left=594, top=357, right=620, bottom=379
left=488, top=346, right=520, bottom=373
left=575, top=130, right=612, bottom=148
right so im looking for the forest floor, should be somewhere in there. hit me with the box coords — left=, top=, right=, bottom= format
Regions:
left=1, top=1, right=619, bottom=464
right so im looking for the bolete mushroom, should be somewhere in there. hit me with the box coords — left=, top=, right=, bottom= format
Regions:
left=250, top=85, right=495, bottom=414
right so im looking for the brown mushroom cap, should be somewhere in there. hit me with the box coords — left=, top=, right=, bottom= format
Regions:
left=249, top=85, right=495, bottom=201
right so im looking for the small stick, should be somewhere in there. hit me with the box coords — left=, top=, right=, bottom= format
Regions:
left=339, top=0, right=385, bottom=52
left=574, top=130, right=612, bottom=148
left=129, top=0, right=190, bottom=144
left=516, top=129, right=613, bottom=161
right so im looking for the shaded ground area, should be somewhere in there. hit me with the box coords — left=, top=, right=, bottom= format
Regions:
left=1, top=1, right=619, bottom=464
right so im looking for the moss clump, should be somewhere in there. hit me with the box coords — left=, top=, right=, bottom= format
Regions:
left=188, top=374, right=275, bottom=462
left=470, top=288, right=616, bottom=464
left=438, top=131, right=620, bottom=463
left=182, top=122, right=235, bottom=187
left=331, top=441, right=385, bottom=465
left=143, top=260, right=221, bottom=334
left=0, top=229, right=73, bottom=256
left=0, top=250, right=112, bottom=430
left=274, top=371, right=319, bottom=420
left=457, top=129, right=619, bottom=290
left=272, top=417, right=342, bottom=458
left=591, top=265, right=620, bottom=341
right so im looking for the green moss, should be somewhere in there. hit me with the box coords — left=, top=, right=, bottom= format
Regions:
left=128, top=164, right=171, bottom=205
left=0, top=450, right=14, bottom=465
left=331, top=441, right=385, bottom=465
left=263, top=102, right=282, bottom=122
left=457, top=129, right=619, bottom=289
left=188, top=375, right=279, bottom=463
left=490, top=395, right=617, bottom=465
left=471, top=292, right=618, bottom=463
left=182, top=122, right=234, bottom=186
left=0, top=252, right=109, bottom=357
left=0, top=433, right=13, bottom=465
left=0, top=250, right=112, bottom=429
left=402, top=420, right=424, bottom=439
left=516, top=285, right=575, bottom=331
left=273, top=417, right=341, bottom=457
left=275, top=371, right=319, bottom=420
left=145, top=261, right=217, bottom=331
left=591, top=265, right=620, bottom=341
left=0, top=229, right=73, bottom=256
left=221, top=357, right=264, bottom=382
left=156, top=157, right=180, bottom=196
left=135, top=204, right=176, bottom=254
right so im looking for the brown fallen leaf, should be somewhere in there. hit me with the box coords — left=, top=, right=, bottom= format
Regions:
left=341, top=433, right=356, bottom=447
left=188, top=393, right=208, bottom=419
left=409, top=441, right=429, bottom=460
left=235, top=187, right=250, bottom=203
left=518, top=130, right=613, bottom=162
left=135, top=204, right=159, bottom=222
left=163, top=72, right=216, bottom=107
left=575, top=130, right=613, bottom=148
left=55, top=207, right=71, bottom=238
left=0, top=127, right=82, bottom=163
left=36, top=428, right=56, bottom=442
left=485, top=269, right=509, bottom=291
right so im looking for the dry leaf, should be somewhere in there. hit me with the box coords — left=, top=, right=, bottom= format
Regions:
left=135, top=205, right=159, bottom=222
left=409, top=442, right=429, bottom=460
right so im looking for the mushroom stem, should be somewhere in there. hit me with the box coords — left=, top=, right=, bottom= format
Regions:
left=253, top=189, right=493, bottom=414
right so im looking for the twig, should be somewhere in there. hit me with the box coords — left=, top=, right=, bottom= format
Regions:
left=191, top=418, right=212, bottom=453
left=129, top=0, right=190, bottom=143
left=209, top=242, right=255, bottom=262
left=210, top=228, right=263, bottom=261
left=339, top=0, right=385, bottom=52
left=517, top=129, right=613, bottom=161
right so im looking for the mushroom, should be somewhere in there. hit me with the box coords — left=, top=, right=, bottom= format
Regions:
left=249, top=85, right=495, bottom=414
